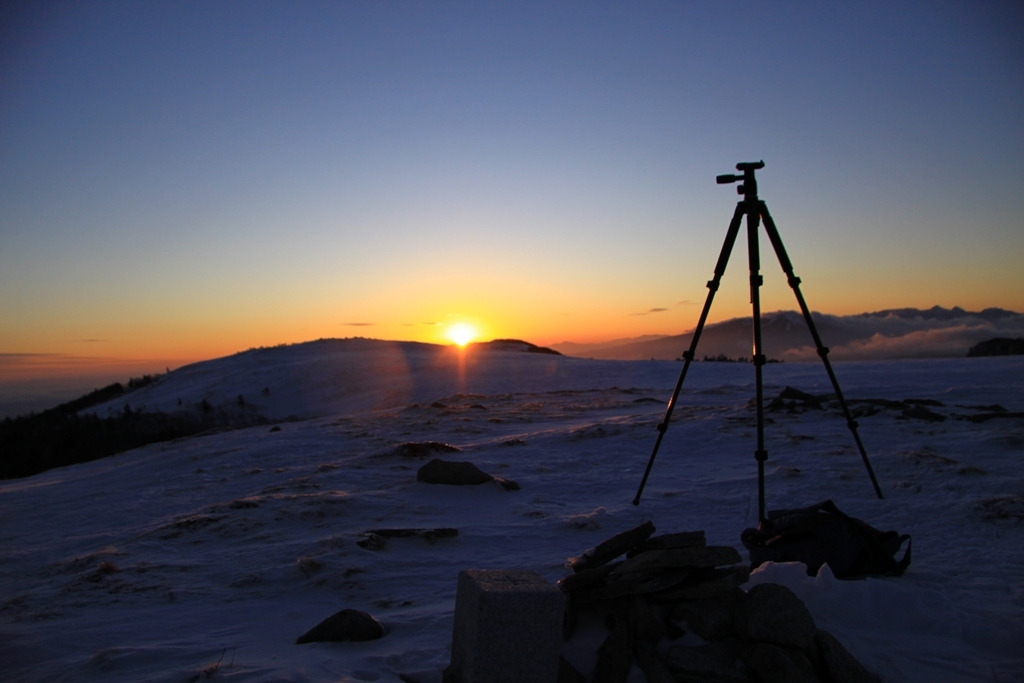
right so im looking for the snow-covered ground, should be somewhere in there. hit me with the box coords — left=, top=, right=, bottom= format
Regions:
left=1, top=340, right=1022, bottom=682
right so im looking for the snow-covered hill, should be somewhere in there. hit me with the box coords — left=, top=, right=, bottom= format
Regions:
left=2, top=341, right=1022, bottom=682
left=85, top=338, right=681, bottom=421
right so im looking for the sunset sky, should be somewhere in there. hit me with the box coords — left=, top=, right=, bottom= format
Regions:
left=2, top=1, right=1022, bottom=378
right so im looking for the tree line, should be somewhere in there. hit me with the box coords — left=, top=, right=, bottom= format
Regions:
left=0, top=376, right=265, bottom=480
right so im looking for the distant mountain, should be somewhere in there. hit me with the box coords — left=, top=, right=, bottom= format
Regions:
left=966, top=338, right=1024, bottom=357
left=475, top=339, right=562, bottom=355
left=552, top=335, right=667, bottom=358
left=550, top=306, right=1024, bottom=361
left=855, top=306, right=1019, bottom=323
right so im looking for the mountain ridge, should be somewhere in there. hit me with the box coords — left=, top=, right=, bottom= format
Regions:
left=549, top=306, right=1024, bottom=360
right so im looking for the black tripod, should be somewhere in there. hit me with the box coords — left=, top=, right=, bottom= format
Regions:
left=632, top=161, right=883, bottom=523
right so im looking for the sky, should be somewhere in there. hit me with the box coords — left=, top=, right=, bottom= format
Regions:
left=2, top=1, right=1023, bottom=380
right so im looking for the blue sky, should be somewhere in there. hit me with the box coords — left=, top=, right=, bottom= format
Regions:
left=1, top=1, right=1022, bottom=370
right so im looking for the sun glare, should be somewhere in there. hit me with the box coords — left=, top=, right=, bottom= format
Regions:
left=447, top=323, right=478, bottom=347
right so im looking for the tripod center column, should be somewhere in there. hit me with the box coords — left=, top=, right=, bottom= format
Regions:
left=745, top=199, right=769, bottom=523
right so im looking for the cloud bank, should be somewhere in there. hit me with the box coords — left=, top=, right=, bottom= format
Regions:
left=553, top=307, right=1024, bottom=361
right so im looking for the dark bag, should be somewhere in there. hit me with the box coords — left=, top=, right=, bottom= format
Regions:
left=741, top=499, right=911, bottom=579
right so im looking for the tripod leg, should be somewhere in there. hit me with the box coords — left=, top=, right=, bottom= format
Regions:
left=745, top=204, right=769, bottom=523
left=759, top=201, right=884, bottom=499
left=633, top=202, right=745, bottom=505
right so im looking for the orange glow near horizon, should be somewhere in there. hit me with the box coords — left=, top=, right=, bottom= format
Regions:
left=4, top=277, right=1024, bottom=383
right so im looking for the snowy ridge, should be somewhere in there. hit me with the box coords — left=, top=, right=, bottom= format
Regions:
left=86, top=338, right=685, bottom=421
left=2, top=343, right=1023, bottom=682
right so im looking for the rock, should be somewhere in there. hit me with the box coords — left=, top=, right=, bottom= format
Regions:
left=809, top=630, right=881, bottom=683
left=413, top=459, right=519, bottom=490
left=553, top=529, right=877, bottom=683
left=628, top=530, right=705, bottom=556
left=399, top=672, right=434, bottom=683
left=575, top=568, right=693, bottom=603
left=648, top=565, right=750, bottom=603
left=594, top=613, right=634, bottom=683
left=296, top=557, right=324, bottom=577
left=558, top=560, right=622, bottom=594
left=900, top=405, right=946, bottom=422
left=962, top=403, right=1006, bottom=413
left=670, top=587, right=744, bottom=641
left=611, top=545, right=741, bottom=575
left=964, top=411, right=1024, bottom=423
left=902, top=398, right=944, bottom=407
left=849, top=397, right=904, bottom=410
left=557, top=656, right=588, bottom=683
left=778, top=387, right=822, bottom=407
left=393, top=441, right=462, bottom=458
left=741, top=642, right=820, bottom=683
left=633, top=641, right=676, bottom=683
left=664, top=639, right=747, bottom=683
left=735, top=583, right=817, bottom=649
left=627, top=595, right=666, bottom=644
left=357, top=527, right=459, bottom=550
left=495, top=477, right=520, bottom=491
left=417, top=459, right=494, bottom=486
left=295, top=608, right=384, bottom=644
left=570, top=520, right=656, bottom=573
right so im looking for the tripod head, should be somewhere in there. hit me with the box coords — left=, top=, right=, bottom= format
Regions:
left=716, top=160, right=764, bottom=199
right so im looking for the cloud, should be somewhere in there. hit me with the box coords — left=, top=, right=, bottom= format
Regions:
left=343, top=322, right=375, bottom=327
left=629, top=308, right=669, bottom=316
left=781, top=318, right=1024, bottom=361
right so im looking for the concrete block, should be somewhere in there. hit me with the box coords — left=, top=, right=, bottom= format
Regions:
left=445, top=569, right=566, bottom=683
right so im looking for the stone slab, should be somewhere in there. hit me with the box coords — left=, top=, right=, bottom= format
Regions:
left=445, top=569, right=565, bottom=683
left=570, top=520, right=656, bottom=572
left=611, top=545, right=742, bottom=575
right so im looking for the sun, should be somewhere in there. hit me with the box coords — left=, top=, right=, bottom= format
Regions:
left=446, top=323, right=478, bottom=347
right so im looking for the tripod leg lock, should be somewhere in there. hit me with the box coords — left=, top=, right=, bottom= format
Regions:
left=656, top=422, right=668, bottom=434
left=681, top=350, right=695, bottom=361
left=706, top=279, right=719, bottom=292
left=817, top=346, right=830, bottom=358
left=847, top=419, right=860, bottom=430
left=750, top=274, right=764, bottom=287
left=755, top=449, right=768, bottom=462
left=787, top=275, right=801, bottom=288
left=753, top=354, right=767, bottom=367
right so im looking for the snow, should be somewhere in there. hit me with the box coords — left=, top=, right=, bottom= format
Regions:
left=2, top=340, right=1022, bottom=682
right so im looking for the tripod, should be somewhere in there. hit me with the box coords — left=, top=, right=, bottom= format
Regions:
left=632, top=161, right=883, bottom=523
